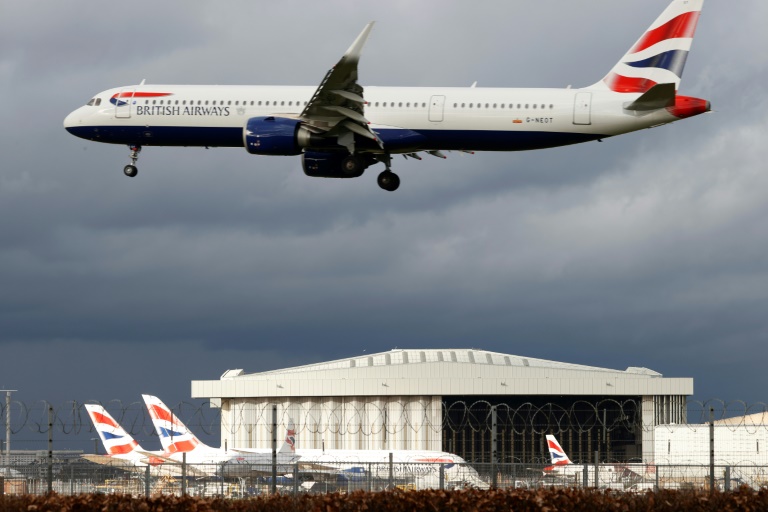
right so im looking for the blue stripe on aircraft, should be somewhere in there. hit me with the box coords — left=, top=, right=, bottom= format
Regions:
left=159, top=427, right=183, bottom=438
left=625, top=50, right=689, bottom=78
left=65, top=125, right=606, bottom=152
left=102, top=432, right=124, bottom=441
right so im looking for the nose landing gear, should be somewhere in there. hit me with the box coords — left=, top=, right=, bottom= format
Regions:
left=123, top=145, right=141, bottom=177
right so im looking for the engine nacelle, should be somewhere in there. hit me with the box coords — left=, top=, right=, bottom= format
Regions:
left=244, top=117, right=309, bottom=156
left=303, top=151, right=365, bottom=178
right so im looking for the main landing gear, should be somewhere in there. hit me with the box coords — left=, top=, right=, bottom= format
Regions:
left=375, top=153, right=400, bottom=192
left=123, top=145, right=141, bottom=177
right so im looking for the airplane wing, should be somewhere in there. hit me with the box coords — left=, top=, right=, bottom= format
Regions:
left=299, top=22, right=382, bottom=153
left=134, top=451, right=210, bottom=477
left=80, top=454, right=149, bottom=475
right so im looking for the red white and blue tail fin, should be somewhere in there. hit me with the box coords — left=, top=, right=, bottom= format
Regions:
left=142, top=394, right=205, bottom=454
left=85, top=404, right=143, bottom=456
left=545, top=435, right=572, bottom=467
left=594, top=0, right=704, bottom=93
left=279, top=420, right=297, bottom=455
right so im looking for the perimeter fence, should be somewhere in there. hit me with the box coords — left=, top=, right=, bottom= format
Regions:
left=2, top=460, right=768, bottom=497
left=3, top=399, right=768, bottom=460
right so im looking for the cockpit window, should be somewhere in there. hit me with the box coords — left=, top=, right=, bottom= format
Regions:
left=86, top=98, right=102, bottom=106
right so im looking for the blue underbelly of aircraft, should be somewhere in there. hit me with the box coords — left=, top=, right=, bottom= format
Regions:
left=65, top=125, right=605, bottom=152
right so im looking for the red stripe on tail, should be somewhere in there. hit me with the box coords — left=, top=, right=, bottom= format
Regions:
left=167, top=439, right=198, bottom=453
left=149, top=404, right=175, bottom=423
left=108, top=440, right=138, bottom=455
left=631, top=12, right=700, bottom=54
left=603, top=73, right=659, bottom=93
left=91, top=411, right=119, bottom=429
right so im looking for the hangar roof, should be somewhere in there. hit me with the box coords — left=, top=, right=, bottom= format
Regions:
left=191, top=348, right=693, bottom=399
left=251, top=348, right=661, bottom=376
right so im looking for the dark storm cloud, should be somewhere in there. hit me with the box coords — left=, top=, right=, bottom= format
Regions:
left=1, top=0, right=768, bottom=424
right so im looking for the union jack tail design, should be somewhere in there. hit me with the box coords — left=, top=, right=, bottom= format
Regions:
left=142, top=394, right=203, bottom=454
left=85, top=404, right=142, bottom=456
left=281, top=420, right=296, bottom=454
left=596, top=0, right=704, bottom=93
left=545, top=435, right=572, bottom=466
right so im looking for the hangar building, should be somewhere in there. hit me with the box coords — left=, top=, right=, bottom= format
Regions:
left=191, top=349, right=693, bottom=464
left=655, top=412, right=768, bottom=465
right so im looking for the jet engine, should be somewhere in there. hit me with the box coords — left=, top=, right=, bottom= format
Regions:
left=243, top=116, right=314, bottom=156
left=302, top=151, right=372, bottom=178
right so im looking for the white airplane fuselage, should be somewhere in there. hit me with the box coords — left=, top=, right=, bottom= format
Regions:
left=64, top=84, right=698, bottom=152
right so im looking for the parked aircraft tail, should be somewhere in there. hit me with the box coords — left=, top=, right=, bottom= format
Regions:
left=545, top=434, right=572, bottom=467
left=593, top=0, right=704, bottom=93
left=142, top=394, right=204, bottom=454
left=280, top=420, right=296, bottom=454
left=85, top=404, right=141, bottom=456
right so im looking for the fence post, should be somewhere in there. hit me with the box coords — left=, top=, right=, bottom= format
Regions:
left=594, top=450, right=599, bottom=488
left=47, top=405, right=53, bottom=493
left=582, top=463, right=588, bottom=488
left=709, top=407, right=715, bottom=494
left=655, top=465, right=659, bottom=491
left=271, top=406, right=277, bottom=496
left=439, top=463, right=445, bottom=490
left=491, top=406, right=497, bottom=489
left=388, top=453, right=393, bottom=489
left=293, top=462, right=299, bottom=495
left=145, top=464, right=150, bottom=497
left=725, top=466, right=731, bottom=492
left=181, top=452, right=186, bottom=496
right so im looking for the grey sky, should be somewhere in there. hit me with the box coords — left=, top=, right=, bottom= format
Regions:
left=1, top=0, right=768, bottom=443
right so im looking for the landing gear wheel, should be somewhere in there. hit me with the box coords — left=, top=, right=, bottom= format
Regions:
left=124, top=145, right=142, bottom=177
left=377, top=170, right=400, bottom=192
left=342, top=155, right=364, bottom=178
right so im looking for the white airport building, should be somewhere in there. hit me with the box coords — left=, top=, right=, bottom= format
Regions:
left=191, top=349, right=693, bottom=463
left=655, top=413, right=768, bottom=466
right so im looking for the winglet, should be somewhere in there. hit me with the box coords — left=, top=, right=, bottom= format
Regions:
left=342, top=22, right=375, bottom=63
left=624, top=83, right=676, bottom=111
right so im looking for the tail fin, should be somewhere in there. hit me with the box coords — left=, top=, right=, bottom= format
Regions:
left=279, top=420, right=296, bottom=455
left=142, top=394, right=204, bottom=454
left=545, top=435, right=572, bottom=466
left=85, top=404, right=142, bottom=456
left=595, top=0, right=704, bottom=93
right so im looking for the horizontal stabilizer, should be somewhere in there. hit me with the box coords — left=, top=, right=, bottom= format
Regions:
left=625, top=83, right=676, bottom=111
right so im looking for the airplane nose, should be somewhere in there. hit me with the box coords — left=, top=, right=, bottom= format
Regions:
left=64, top=109, right=82, bottom=129
left=64, top=108, right=89, bottom=138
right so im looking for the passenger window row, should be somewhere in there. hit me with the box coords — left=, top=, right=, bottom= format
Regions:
left=453, top=103, right=555, bottom=110
left=141, top=99, right=310, bottom=107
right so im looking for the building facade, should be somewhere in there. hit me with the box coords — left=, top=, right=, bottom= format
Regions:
left=191, top=349, right=693, bottom=463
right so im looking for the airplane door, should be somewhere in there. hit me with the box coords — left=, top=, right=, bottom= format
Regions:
left=114, top=87, right=135, bottom=118
left=573, top=92, right=592, bottom=125
left=429, top=95, right=445, bottom=122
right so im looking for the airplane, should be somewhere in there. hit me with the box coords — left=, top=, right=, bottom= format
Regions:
left=144, top=394, right=487, bottom=489
left=544, top=434, right=656, bottom=486
left=281, top=447, right=489, bottom=490
left=142, top=394, right=299, bottom=476
left=83, top=403, right=187, bottom=477
left=63, top=0, right=710, bottom=192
